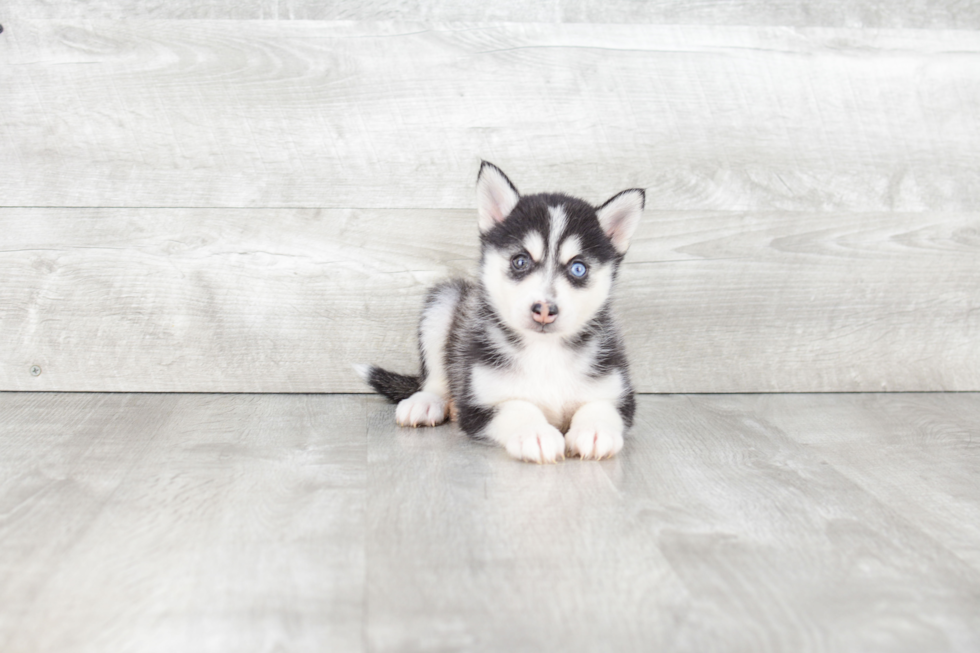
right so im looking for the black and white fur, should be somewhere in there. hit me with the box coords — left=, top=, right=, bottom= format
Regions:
left=359, top=162, right=644, bottom=464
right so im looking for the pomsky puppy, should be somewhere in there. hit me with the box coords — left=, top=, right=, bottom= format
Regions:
left=359, top=162, right=643, bottom=463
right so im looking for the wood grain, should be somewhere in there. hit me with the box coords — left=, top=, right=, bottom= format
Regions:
left=0, top=392, right=367, bottom=653
left=2, top=18, right=978, bottom=392
left=2, top=20, right=979, bottom=211
left=3, top=392, right=978, bottom=651
left=365, top=392, right=980, bottom=652
left=756, top=393, right=980, bottom=571
left=2, top=207, right=977, bottom=393
left=6, top=1, right=980, bottom=28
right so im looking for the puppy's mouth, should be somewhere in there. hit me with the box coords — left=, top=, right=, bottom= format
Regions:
left=528, top=321, right=558, bottom=334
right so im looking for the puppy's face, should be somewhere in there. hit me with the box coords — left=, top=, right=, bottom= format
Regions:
left=475, top=163, right=644, bottom=339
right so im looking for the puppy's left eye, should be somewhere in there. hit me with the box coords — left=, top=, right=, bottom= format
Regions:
left=511, top=254, right=530, bottom=271
left=569, top=261, right=588, bottom=278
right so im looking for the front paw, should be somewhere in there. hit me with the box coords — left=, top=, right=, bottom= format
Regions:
left=566, top=422, right=624, bottom=460
left=505, top=424, right=566, bottom=464
left=396, top=391, right=447, bottom=427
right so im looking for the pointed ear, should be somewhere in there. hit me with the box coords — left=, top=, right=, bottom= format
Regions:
left=476, top=161, right=520, bottom=233
left=596, top=188, right=645, bottom=254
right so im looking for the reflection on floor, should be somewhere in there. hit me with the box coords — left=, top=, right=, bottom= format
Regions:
left=1, top=393, right=978, bottom=652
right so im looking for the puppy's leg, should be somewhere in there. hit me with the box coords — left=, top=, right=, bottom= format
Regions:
left=485, top=400, right=565, bottom=464
left=565, top=401, right=625, bottom=460
left=396, top=283, right=461, bottom=427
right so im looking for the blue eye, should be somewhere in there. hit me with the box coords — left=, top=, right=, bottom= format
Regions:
left=569, top=261, right=588, bottom=278
left=511, top=254, right=530, bottom=271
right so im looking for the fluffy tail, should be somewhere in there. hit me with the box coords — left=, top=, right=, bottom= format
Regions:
left=353, top=364, right=421, bottom=403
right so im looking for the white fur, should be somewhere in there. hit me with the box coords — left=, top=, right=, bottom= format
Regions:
left=547, top=205, right=567, bottom=263
left=596, top=190, right=644, bottom=253
left=481, top=248, right=614, bottom=338
left=418, top=288, right=458, bottom=398
left=552, top=265, right=613, bottom=336
left=484, top=400, right=566, bottom=464
left=471, top=338, right=625, bottom=431
left=396, top=391, right=447, bottom=427
left=522, top=232, right=545, bottom=262
left=352, top=363, right=371, bottom=382
left=565, top=400, right=625, bottom=459
left=558, top=235, right=581, bottom=264
left=481, top=249, right=534, bottom=333
left=477, top=165, right=520, bottom=233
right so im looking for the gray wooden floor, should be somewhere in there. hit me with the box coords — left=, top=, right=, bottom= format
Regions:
left=2, top=392, right=978, bottom=652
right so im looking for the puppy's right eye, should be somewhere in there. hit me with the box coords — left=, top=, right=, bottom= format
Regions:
left=511, top=254, right=530, bottom=271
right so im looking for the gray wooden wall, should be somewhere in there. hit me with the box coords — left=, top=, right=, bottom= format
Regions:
left=2, top=3, right=978, bottom=393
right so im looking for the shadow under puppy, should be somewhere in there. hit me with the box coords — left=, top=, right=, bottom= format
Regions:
left=359, top=162, right=644, bottom=463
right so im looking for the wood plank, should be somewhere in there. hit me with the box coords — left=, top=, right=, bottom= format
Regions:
left=6, top=1, right=980, bottom=28
left=0, top=207, right=469, bottom=393
left=628, top=210, right=980, bottom=393
left=756, top=393, right=980, bottom=571
left=2, top=207, right=978, bottom=392
left=365, top=393, right=980, bottom=652
left=2, top=20, right=979, bottom=210
left=2, top=392, right=978, bottom=651
left=0, top=392, right=367, bottom=653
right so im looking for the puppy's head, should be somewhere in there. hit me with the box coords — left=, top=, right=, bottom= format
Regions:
left=476, top=161, right=644, bottom=338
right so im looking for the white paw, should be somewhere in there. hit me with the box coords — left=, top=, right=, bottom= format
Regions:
left=504, top=424, right=566, bottom=464
left=566, top=422, right=624, bottom=460
left=396, top=391, right=447, bottom=427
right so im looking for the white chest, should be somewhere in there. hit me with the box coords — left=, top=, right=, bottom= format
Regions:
left=470, top=339, right=624, bottom=430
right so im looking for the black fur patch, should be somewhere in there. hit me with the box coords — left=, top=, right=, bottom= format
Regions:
left=365, top=366, right=421, bottom=403
left=457, top=401, right=496, bottom=440
left=481, top=193, right=621, bottom=267
left=617, top=392, right=636, bottom=428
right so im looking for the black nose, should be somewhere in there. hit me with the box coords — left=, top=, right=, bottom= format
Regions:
left=531, top=301, right=559, bottom=324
